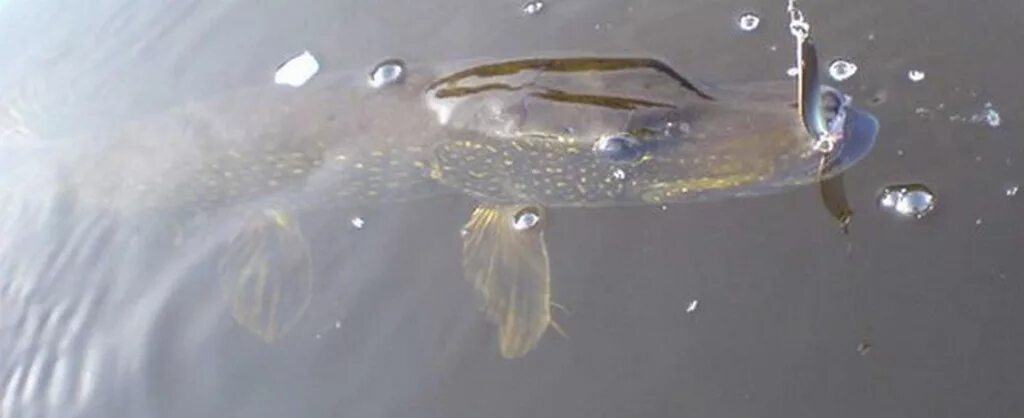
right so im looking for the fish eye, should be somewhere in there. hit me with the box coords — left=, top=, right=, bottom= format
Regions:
left=593, top=134, right=644, bottom=163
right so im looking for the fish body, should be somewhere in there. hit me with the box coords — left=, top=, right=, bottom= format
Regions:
left=65, top=56, right=876, bottom=215
left=46, top=55, right=876, bottom=358
left=67, top=66, right=448, bottom=214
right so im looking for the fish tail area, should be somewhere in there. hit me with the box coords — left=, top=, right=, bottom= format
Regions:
left=461, top=204, right=552, bottom=359
left=217, top=209, right=312, bottom=342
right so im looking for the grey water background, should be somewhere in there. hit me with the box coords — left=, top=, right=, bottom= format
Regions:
left=1, top=0, right=1022, bottom=417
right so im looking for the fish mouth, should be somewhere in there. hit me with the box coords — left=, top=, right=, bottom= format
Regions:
left=796, top=37, right=878, bottom=176
left=827, top=103, right=878, bottom=173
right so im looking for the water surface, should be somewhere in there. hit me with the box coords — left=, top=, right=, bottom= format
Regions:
left=2, top=0, right=1023, bottom=417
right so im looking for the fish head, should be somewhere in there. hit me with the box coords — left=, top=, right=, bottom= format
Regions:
left=425, top=57, right=877, bottom=205
left=813, top=86, right=879, bottom=178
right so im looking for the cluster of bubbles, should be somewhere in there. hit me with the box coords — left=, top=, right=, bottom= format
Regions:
left=970, top=102, right=1001, bottom=128
left=522, top=1, right=544, bottom=15
left=878, top=185, right=936, bottom=219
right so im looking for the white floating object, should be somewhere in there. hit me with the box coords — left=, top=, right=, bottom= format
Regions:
left=274, top=51, right=319, bottom=87
left=350, top=217, right=366, bottom=229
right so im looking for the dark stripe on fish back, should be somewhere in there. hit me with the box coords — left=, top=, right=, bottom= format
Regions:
left=427, top=57, right=715, bottom=101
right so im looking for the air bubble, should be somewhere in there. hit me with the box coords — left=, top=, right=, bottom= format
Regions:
left=368, top=59, right=405, bottom=88
left=275, top=51, right=319, bottom=87
left=878, top=184, right=935, bottom=219
left=522, top=1, right=544, bottom=15
left=908, top=70, right=925, bottom=82
left=1007, top=185, right=1019, bottom=197
left=785, top=67, right=799, bottom=77
left=511, top=207, right=541, bottom=231
left=737, top=12, right=760, bottom=31
left=970, top=102, right=1001, bottom=127
left=828, top=59, right=858, bottom=82
left=350, top=217, right=366, bottom=229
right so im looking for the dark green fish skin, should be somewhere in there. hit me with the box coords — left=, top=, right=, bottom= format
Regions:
left=64, top=57, right=871, bottom=214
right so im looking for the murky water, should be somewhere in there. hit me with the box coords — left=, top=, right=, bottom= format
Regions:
left=2, top=0, right=1024, bottom=417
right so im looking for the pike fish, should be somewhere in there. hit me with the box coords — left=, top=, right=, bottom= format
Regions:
left=43, top=42, right=876, bottom=358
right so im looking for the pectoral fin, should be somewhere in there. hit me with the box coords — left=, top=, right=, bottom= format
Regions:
left=461, top=204, right=552, bottom=359
left=217, top=209, right=313, bottom=342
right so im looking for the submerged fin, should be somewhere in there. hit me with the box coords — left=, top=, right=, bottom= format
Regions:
left=217, top=209, right=313, bottom=342
left=461, top=204, right=552, bottom=359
